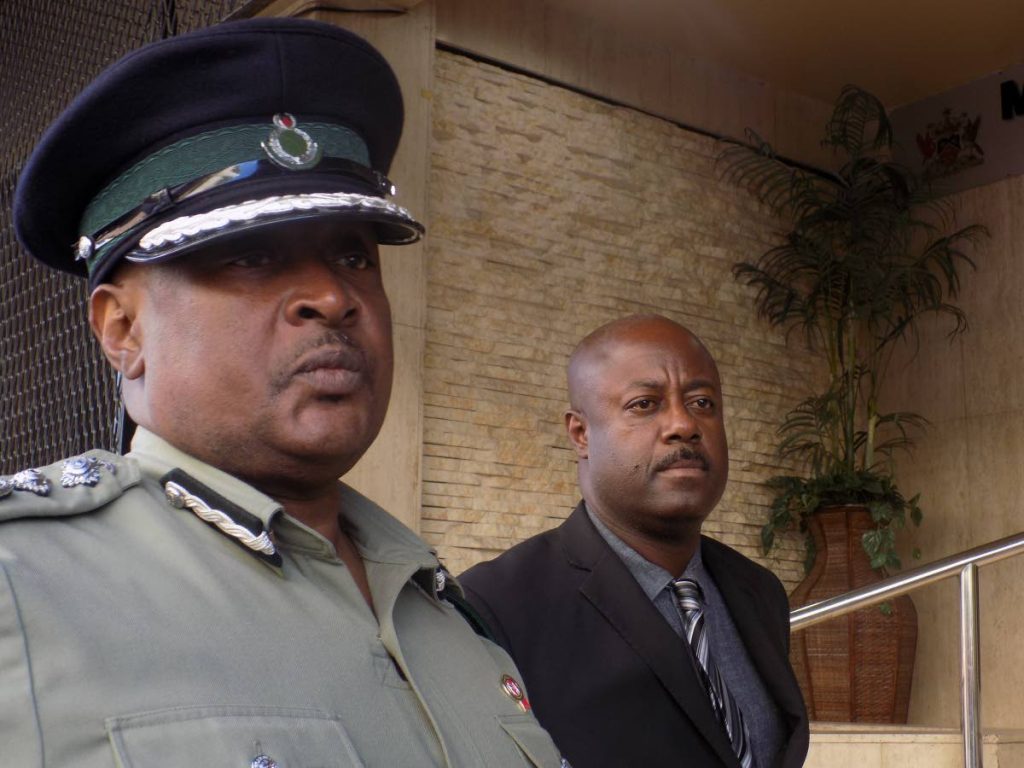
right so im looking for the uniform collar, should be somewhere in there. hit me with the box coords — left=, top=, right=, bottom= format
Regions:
left=129, top=427, right=439, bottom=571
left=128, top=427, right=283, bottom=531
left=339, top=483, right=439, bottom=570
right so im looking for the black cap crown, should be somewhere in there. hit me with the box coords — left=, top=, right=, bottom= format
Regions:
left=14, top=17, right=423, bottom=287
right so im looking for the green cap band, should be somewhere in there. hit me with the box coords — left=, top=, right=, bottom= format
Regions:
left=80, top=121, right=369, bottom=238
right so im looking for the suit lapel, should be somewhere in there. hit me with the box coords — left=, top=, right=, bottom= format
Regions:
left=703, top=540, right=807, bottom=735
left=561, top=506, right=740, bottom=768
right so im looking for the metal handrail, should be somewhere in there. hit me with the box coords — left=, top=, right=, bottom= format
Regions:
left=788, top=530, right=1024, bottom=768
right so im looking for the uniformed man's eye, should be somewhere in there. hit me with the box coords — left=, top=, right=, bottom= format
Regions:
left=692, top=397, right=715, bottom=410
left=331, top=251, right=372, bottom=270
left=228, top=250, right=275, bottom=268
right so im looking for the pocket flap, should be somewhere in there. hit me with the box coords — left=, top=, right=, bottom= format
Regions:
left=497, top=713, right=562, bottom=768
left=107, top=705, right=365, bottom=768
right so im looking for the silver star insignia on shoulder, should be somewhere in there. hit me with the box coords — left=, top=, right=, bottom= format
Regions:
left=11, top=468, right=51, bottom=496
left=61, top=456, right=116, bottom=488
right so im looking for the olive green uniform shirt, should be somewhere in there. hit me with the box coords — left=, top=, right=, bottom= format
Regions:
left=0, top=429, right=560, bottom=767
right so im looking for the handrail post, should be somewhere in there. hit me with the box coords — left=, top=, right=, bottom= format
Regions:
left=960, top=563, right=982, bottom=768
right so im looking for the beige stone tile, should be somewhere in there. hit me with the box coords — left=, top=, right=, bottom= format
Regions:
left=894, top=420, right=966, bottom=727
left=881, top=741, right=961, bottom=768
left=959, top=300, right=1024, bottom=421
left=965, top=411, right=1024, bottom=544
left=881, top=334, right=966, bottom=428
left=1007, top=175, right=1024, bottom=267
left=995, top=742, right=1024, bottom=767
left=961, top=321, right=1024, bottom=420
left=906, top=579, right=961, bottom=727
left=953, top=181, right=1024, bottom=419
left=949, top=181, right=1012, bottom=322
left=892, top=416, right=971, bottom=562
left=805, top=741, right=881, bottom=768
left=979, top=556, right=1024, bottom=729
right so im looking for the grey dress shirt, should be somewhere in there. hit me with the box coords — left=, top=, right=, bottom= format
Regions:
left=587, top=509, right=786, bottom=768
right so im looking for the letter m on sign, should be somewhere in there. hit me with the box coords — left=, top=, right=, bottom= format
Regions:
left=1002, top=80, right=1024, bottom=120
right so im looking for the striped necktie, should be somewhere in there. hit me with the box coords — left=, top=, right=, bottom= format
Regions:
left=673, top=578, right=755, bottom=768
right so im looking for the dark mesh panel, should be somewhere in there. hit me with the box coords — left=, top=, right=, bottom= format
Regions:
left=0, top=0, right=257, bottom=472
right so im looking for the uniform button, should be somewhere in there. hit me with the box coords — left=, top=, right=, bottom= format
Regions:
left=250, top=753, right=279, bottom=768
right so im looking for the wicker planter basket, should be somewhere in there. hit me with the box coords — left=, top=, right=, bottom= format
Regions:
left=789, top=505, right=918, bottom=722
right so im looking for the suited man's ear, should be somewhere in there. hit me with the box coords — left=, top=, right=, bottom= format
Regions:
left=565, top=409, right=589, bottom=459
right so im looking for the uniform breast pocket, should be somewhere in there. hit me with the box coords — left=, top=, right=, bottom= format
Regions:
left=497, top=714, right=565, bottom=768
left=107, top=705, right=365, bottom=768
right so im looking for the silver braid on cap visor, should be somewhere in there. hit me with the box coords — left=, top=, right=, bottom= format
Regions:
left=127, top=192, right=422, bottom=262
left=164, top=480, right=277, bottom=557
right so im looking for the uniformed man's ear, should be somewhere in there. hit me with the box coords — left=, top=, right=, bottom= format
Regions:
left=565, top=409, right=589, bottom=459
left=89, top=283, right=145, bottom=380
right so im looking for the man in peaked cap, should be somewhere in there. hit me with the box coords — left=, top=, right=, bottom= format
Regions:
left=2, top=18, right=563, bottom=768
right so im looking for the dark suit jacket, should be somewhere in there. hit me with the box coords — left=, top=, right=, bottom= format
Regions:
left=460, top=503, right=809, bottom=768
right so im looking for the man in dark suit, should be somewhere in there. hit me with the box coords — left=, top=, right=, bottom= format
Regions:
left=461, top=314, right=809, bottom=768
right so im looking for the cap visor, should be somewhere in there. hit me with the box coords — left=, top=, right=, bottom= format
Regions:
left=124, top=191, right=423, bottom=265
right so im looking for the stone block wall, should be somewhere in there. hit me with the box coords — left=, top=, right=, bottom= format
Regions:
left=424, top=50, right=825, bottom=584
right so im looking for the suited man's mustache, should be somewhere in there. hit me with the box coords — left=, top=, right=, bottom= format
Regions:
left=653, top=447, right=710, bottom=472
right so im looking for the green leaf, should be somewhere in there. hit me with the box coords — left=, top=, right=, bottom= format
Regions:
left=862, top=529, right=882, bottom=556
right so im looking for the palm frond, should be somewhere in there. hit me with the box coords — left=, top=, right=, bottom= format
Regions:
left=824, top=85, right=893, bottom=156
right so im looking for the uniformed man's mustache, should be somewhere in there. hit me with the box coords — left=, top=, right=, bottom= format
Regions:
left=653, top=447, right=710, bottom=472
left=270, top=332, right=365, bottom=391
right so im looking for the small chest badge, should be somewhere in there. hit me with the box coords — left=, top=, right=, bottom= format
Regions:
left=501, top=673, right=531, bottom=712
left=262, top=113, right=322, bottom=170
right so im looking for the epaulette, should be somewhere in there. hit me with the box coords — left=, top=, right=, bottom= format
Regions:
left=0, top=451, right=140, bottom=523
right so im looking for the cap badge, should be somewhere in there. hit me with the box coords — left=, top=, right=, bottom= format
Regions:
left=501, top=673, right=532, bottom=712
left=262, top=113, right=322, bottom=170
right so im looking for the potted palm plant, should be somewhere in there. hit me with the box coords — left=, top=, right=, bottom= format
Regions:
left=719, top=85, right=986, bottom=722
